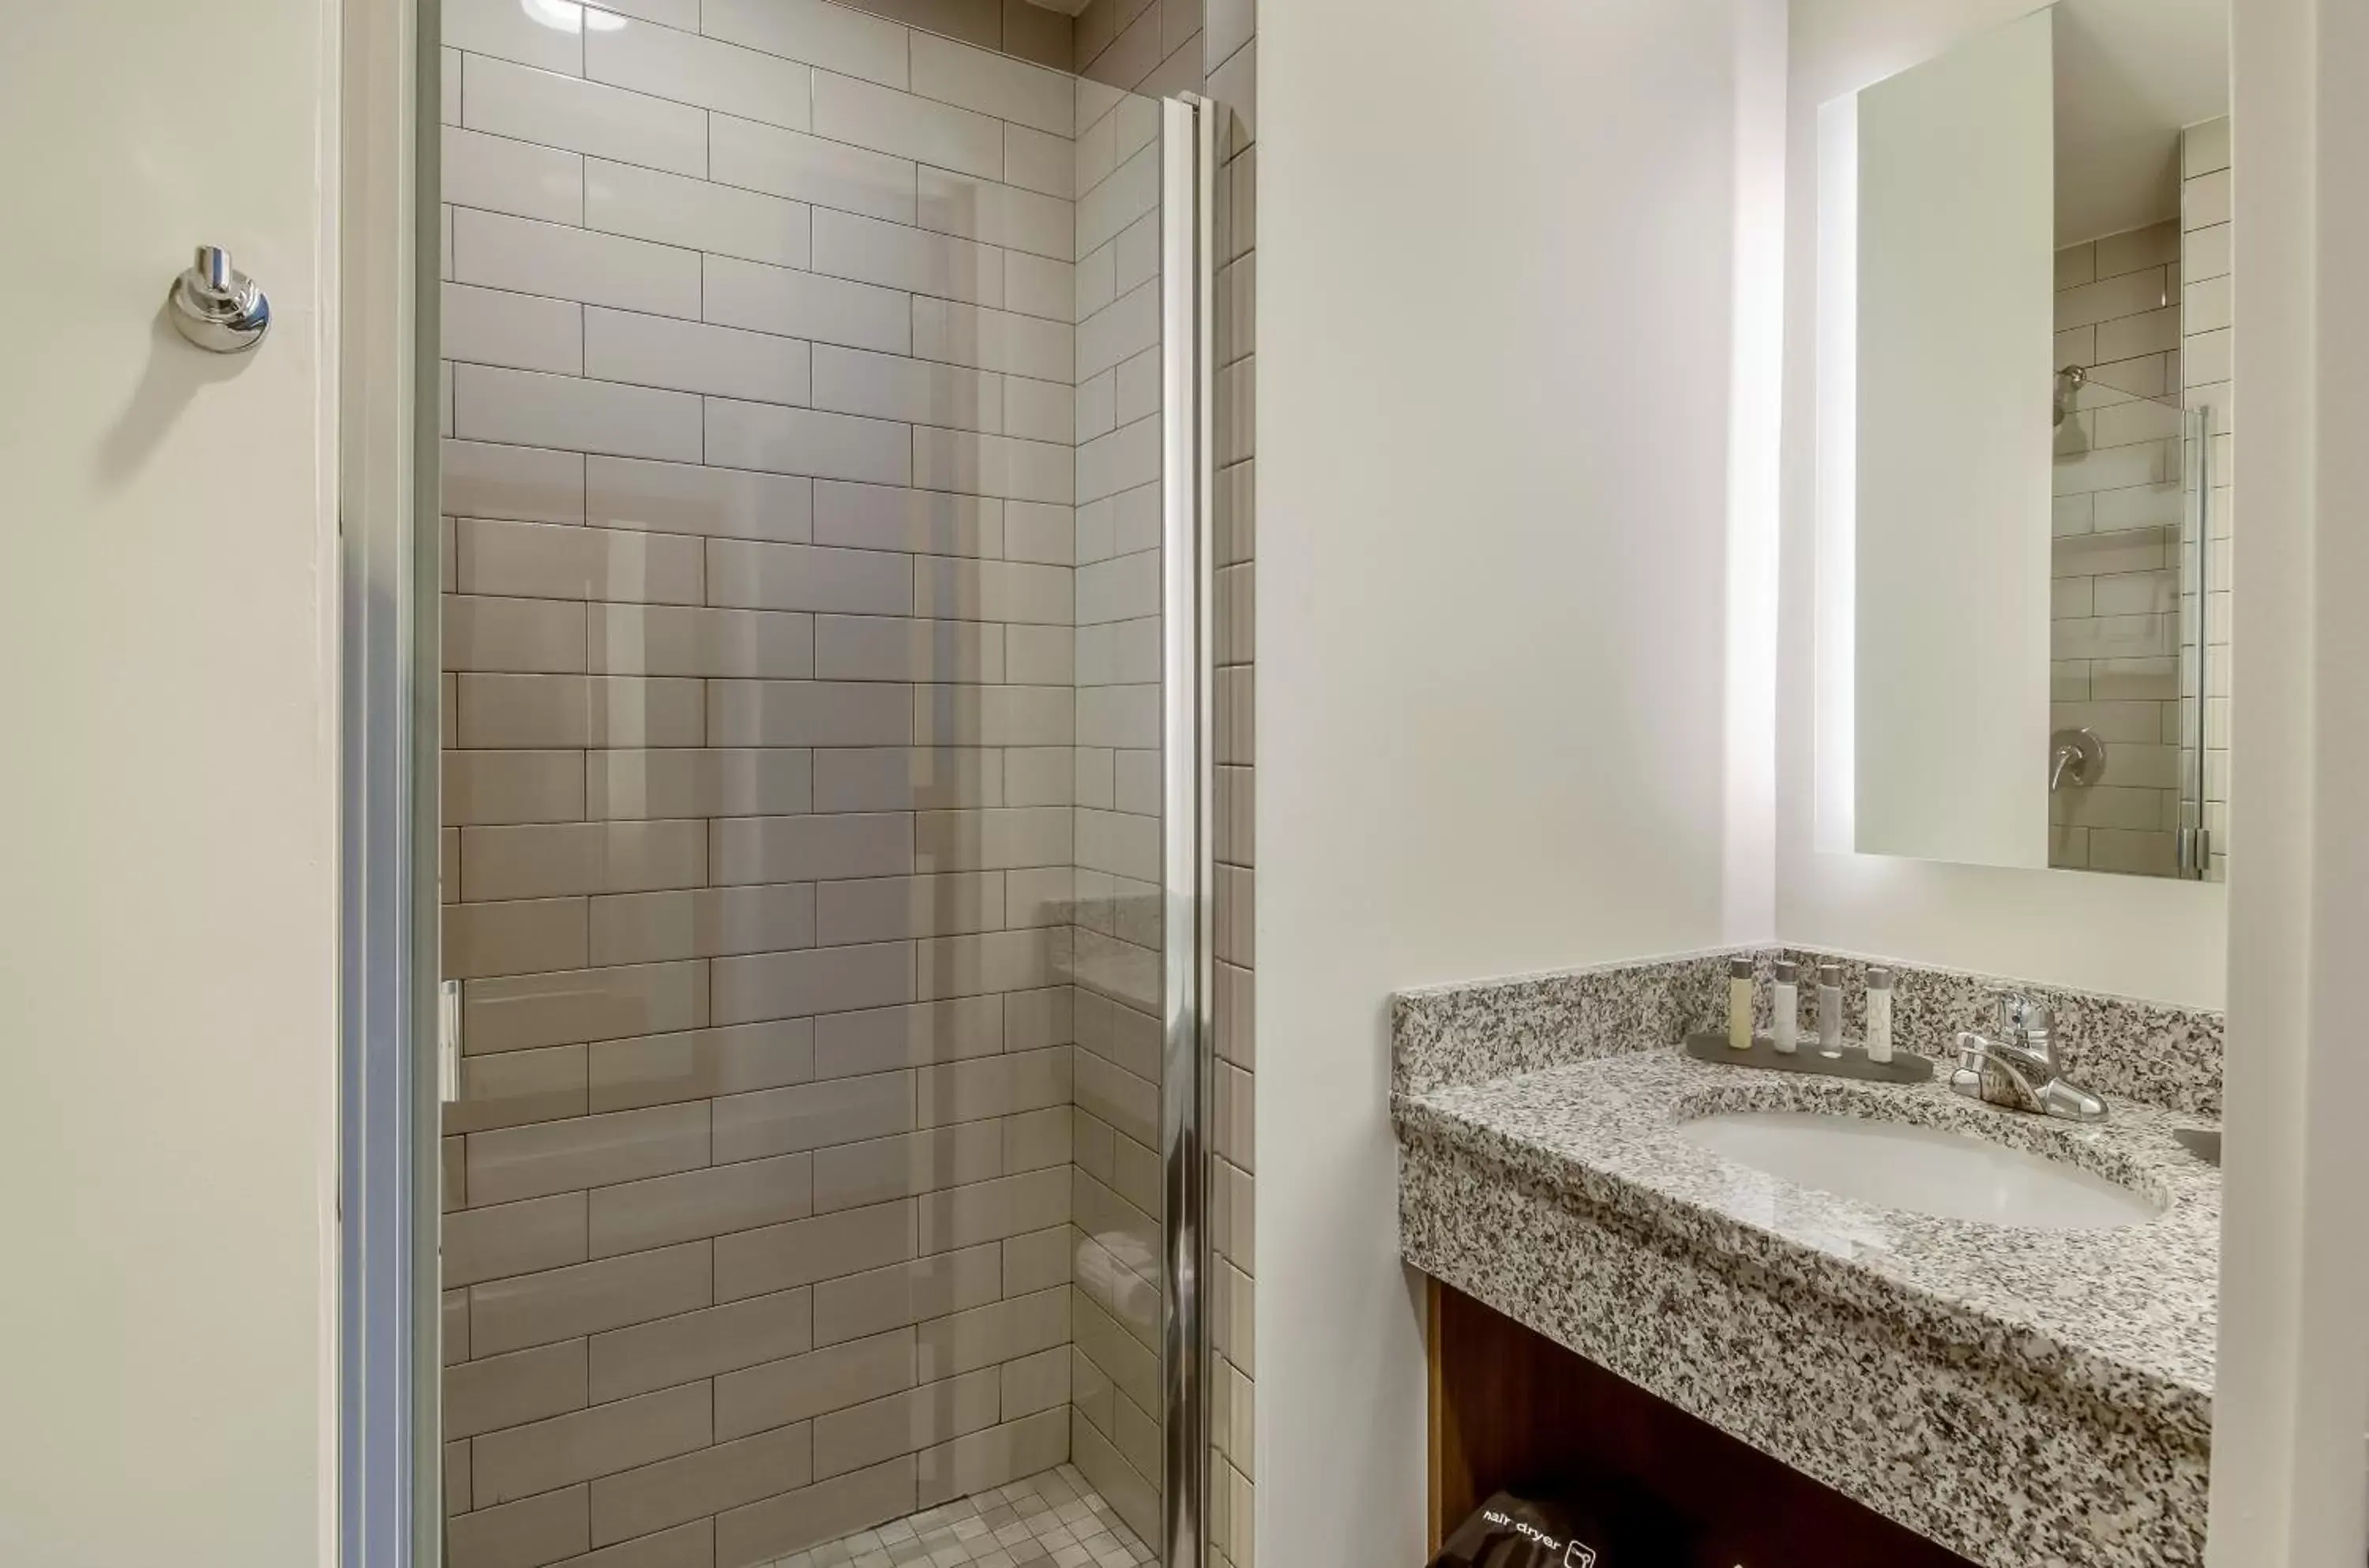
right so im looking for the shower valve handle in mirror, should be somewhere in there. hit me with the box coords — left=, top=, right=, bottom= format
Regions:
left=168, top=245, right=271, bottom=354
left=1988, top=988, right=2056, bottom=1054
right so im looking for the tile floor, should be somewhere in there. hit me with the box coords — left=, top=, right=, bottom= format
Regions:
left=767, top=1466, right=1155, bottom=1568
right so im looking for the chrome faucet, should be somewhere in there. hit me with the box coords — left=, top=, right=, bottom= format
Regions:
left=1950, top=990, right=2107, bottom=1121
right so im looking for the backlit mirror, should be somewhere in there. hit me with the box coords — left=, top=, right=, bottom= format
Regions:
left=1842, top=0, right=2231, bottom=880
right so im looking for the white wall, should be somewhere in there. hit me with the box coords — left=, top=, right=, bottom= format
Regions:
left=0, top=2, right=341, bottom=1563
left=1256, top=2, right=1777, bottom=1562
left=1778, top=0, right=2228, bottom=1008
left=2209, top=0, right=2369, bottom=1561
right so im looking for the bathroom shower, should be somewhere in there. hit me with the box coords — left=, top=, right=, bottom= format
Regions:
left=425, top=6, right=1234, bottom=1564
left=2044, top=360, right=2217, bottom=877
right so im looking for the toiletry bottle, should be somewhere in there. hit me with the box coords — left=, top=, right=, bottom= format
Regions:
left=1727, top=958, right=1754, bottom=1050
left=1818, top=963, right=1845, bottom=1057
left=1771, top=960, right=1798, bottom=1054
left=1866, top=967, right=1894, bottom=1064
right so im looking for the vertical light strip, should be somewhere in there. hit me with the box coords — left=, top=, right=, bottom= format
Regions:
left=1812, top=92, right=1860, bottom=853
left=1157, top=92, right=1211, bottom=1568
left=1722, top=0, right=1785, bottom=941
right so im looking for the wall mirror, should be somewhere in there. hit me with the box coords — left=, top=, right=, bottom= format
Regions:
left=1838, top=0, right=2231, bottom=880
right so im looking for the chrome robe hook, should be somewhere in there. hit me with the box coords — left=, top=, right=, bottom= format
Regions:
left=168, top=245, right=271, bottom=353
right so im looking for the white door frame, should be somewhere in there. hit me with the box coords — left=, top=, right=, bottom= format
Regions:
left=2209, top=0, right=2369, bottom=1561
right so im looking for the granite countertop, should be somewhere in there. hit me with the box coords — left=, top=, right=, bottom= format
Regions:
left=1395, top=1048, right=2222, bottom=1438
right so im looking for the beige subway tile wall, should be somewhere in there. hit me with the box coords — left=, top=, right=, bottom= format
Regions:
left=2045, top=116, right=2232, bottom=883
left=1064, top=69, right=1167, bottom=1547
left=1073, top=0, right=1202, bottom=98
left=2048, top=209, right=2185, bottom=877
left=1204, top=15, right=1255, bottom=1568
left=439, top=2, right=1103, bottom=1564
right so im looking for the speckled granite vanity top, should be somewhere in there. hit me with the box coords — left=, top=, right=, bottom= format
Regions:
left=1400, top=1050, right=2219, bottom=1429
left=1392, top=948, right=2228, bottom=1568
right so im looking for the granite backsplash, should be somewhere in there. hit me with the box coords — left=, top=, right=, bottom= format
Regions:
left=1393, top=946, right=2224, bottom=1116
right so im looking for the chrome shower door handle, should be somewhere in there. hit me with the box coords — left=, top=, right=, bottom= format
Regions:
left=168, top=243, right=271, bottom=353
left=438, top=978, right=464, bottom=1105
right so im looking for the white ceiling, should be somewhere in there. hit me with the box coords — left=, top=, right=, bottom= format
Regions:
left=2052, top=0, right=2229, bottom=243
left=1018, top=0, right=1091, bottom=14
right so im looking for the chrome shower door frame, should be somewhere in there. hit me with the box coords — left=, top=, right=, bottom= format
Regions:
left=1159, top=90, right=1218, bottom=1568
left=340, top=2, right=442, bottom=1564
left=2179, top=403, right=2213, bottom=878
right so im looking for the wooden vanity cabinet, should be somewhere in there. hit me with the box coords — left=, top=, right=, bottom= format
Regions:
left=1425, top=1280, right=1980, bottom=1568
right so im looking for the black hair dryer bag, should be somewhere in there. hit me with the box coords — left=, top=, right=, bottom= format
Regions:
left=1429, top=1487, right=1697, bottom=1568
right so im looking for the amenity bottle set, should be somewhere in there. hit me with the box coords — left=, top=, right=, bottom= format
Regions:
left=1725, top=958, right=1894, bottom=1063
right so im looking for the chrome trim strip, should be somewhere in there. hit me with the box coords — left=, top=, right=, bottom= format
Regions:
left=1191, top=86, right=1218, bottom=1568
left=2185, top=404, right=2212, bottom=879
left=339, top=3, right=439, bottom=1564
left=1158, top=90, right=1214, bottom=1568
left=408, top=15, right=447, bottom=1562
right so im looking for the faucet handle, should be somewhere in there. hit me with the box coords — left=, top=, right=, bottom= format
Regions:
left=1988, top=988, right=2056, bottom=1056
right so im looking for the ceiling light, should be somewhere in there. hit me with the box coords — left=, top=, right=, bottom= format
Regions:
left=520, top=0, right=627, bottom=33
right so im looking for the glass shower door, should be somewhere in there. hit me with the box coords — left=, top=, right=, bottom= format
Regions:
left=427, top=16, right=1216, bottom=1562
left=2047, top=378, right=2212, bottom=879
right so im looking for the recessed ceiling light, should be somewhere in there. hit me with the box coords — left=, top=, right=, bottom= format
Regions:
left=521, top=0, right=626, bottom=33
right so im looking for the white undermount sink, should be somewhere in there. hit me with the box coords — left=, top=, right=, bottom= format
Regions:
left=1679, top=1111, right=2163, bottom=1229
